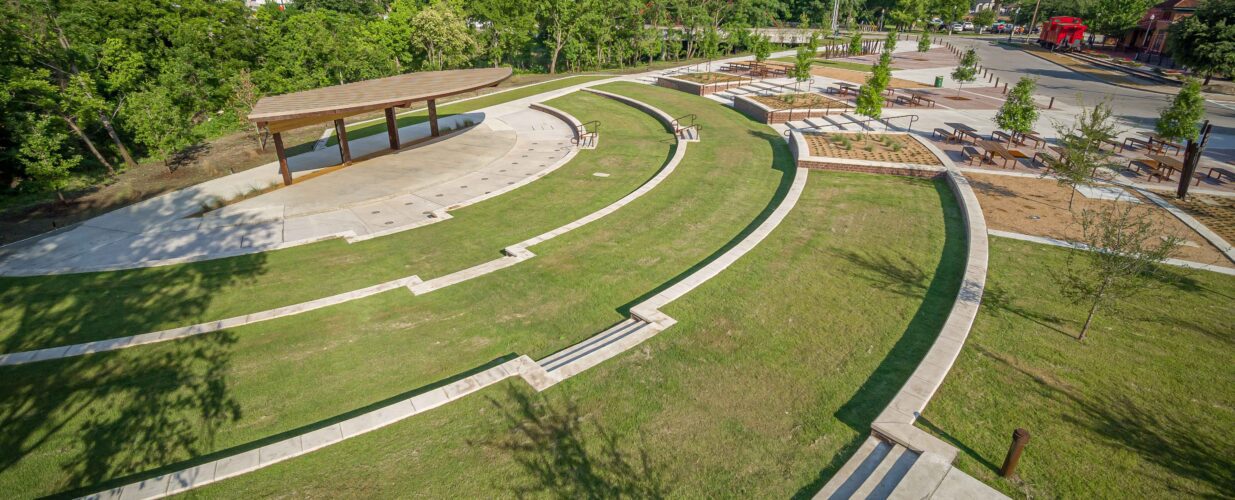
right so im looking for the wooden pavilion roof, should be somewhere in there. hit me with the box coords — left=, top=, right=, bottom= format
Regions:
left=249, top=67, right=512, bottom=132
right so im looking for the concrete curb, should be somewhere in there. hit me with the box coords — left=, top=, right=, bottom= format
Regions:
left=988, top=229, right=1235, bottom=276
left=812, top=131, right=992, bottom=493
left=1, top=91, right=682, bottom=367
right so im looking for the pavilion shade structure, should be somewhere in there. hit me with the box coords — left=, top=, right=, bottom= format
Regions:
left=248, top=67, right=513, bottom=185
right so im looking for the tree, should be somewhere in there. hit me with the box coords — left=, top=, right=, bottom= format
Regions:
left=753, top=34, right=772, bottom=63
left=1156, top=78, right=1206, bottom=143
left=917, top=32, right=931, bottom=53
left=951, top=48, right=979, bottom=96
left=539, top=0, right=585, bottom=74
left=995, top=77, right=1040, bottom=140
left=701, top=28, right=722, bottom=70
left=848, top=27, right=863, bottom=55
left=409, top=2, right=478, bottom=71
left=1056, top=204, right=1181, bottom=341
left=1166, top=0, right=1235, bottom=85
left=17, top=115, right=81, bottom=203
left=123, top=86, right=198, bottom=171
left=1044, top=100, right=1121, bottom=209
left=972, top=9, right=997, bottom=33
left=885, top=29, right=898, bottom=53
left=228, top=69, right=263, bottom=149
left=855, top=78, right=884, bottom=119
left=933, top=0, right=969, bottom=34
left=1087, top=0, right=1154, bottom=41
left=790, top=44, right=814, bottom=90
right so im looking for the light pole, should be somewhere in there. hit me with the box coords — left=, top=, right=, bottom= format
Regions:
left=1025, top=0, right=1042, bottom=43
left=831, top=0, right=840, bottom=38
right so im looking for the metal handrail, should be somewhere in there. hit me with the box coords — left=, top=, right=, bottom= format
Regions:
left=768, top=98, right=850, bottom=122
left=783, top=114, right=920, bottom=136
left=670, top=113, right=701, bottom=138
left=755, top=78, right=817, bottom=97
left=574, top=120, right=599, bottom=145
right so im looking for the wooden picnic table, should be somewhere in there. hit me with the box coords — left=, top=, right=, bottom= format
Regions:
left=1017, top=131, right=1047, bottom=149
left=1148, top=154, right=1184, bottom=180
left=976, top=139, right=1025, bottom=168
left=946, top=123, right=981, bottom=144
left=1139, top=132, right=1183, bottom=155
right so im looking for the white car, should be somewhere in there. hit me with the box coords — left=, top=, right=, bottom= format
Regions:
left=963, top=22, right=975, bottom=31
left=951, top=22, right=964, bottom=32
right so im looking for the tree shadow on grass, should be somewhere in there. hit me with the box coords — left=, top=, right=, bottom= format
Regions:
left=979, top=345, right=1235, bottom=497
left=483, top=385, right=667, bottom=499
left=792, top=179, right=968, bottom=499
left=0, top=252, right=267, bottom=497
left=618, top=128, right=797, bottom=315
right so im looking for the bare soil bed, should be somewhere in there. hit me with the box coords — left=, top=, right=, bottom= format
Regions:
left=804, top=132, right=941, bottom=165
left=1170, top=194, right=1235, bottom=245
left=675, top=72, right=747, bottom=84
left=967, top=172, right=1233, bottom=267
left=809, top=66, right=930, bottom=88
left=750, top=93, right=843, bottom=110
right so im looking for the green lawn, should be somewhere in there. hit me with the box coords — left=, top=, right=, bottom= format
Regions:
left=920, top=237, right=1235, bottom=498
left=195, top=171, right=966, bottom=497
left=310, top=74, right=614, bottom=152
left=0, top=82, right=795, bottom=497
left=0, top=86, right=642, bottom=353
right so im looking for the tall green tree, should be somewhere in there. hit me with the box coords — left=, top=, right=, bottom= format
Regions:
left=995, top=77, right=1040, bottom=139
left=16, top=115, right=81, bottom=203
left=409, top=2, right=479, bottom=71
left=1166, top=0, right=1235, bottom=85
left=123, top=85, right=198, bottom=171
left=917, top=32, right=931, bottom=52
left=951, top=48, right=979, bottom=96
left=1155, top=78, right=1206, bottom=142
left=933, top=0, right=969, bottom=34
left=539, top=0, right=586, bottom=73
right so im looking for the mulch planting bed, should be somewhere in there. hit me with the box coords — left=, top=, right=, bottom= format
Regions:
left=750, top=93, right=843, bottom=110
left=675, top=72, right=747, bottom=84
left=1170, top=194, right=1235, bottom=245
left=804, top=132, right=941, bottom=165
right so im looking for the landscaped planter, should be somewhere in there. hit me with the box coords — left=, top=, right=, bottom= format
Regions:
left=789, top=131, right=945, bottom=178
left=655, top=73, right=749, bottom=96
left=732, top=93, right=849, bottom=124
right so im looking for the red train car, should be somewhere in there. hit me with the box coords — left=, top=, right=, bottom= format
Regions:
left=1038, top=16, right=1087, bottom=51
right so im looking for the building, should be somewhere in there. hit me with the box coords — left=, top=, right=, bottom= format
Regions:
left=1122, top=0, right=1198, bottom=53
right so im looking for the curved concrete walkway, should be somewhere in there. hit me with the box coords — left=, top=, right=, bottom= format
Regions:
left=83, top=87, right=809, bottom=500
left=0, top=92, right=685, bottom=367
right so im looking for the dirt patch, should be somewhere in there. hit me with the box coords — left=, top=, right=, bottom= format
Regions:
left=804, top=132, right=941, bottom=165
left=675, top=72, right=747, bottom=84
left=750, top=93, right=842, bottom=110
left=967, top=172, right=1233, bottom=267
left=944, top=96, right=971, bottom=101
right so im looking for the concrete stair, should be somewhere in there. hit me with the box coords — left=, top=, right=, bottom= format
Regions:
left=537, top=318, right=652, bottom=372
left=815, top=435, right=1008, bottom=500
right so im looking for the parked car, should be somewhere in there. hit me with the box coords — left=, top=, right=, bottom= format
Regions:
left=951, top=22, right=964, bottom=32
left=963, top=21, right=975, bottom=31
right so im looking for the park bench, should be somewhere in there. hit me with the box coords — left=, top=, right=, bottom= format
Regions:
left=1017, top=132, right=1047, bottom=149
left=991, top=130, right=1015, bottom=144
left=1032, top=150, right=1055, bottom=168
left=1127, top=158, right=1165, bottom=182
left=910, top=94, right=936, bottom=108
left=894, top=94, right=914, bottom=106
left=1200, top=166, right=1234, bottom=186
left=962, top=146, right=982, bottom=165
left=1121, top=137, right=1153, bottom=153
left=932, top=127, right=959, bottom=143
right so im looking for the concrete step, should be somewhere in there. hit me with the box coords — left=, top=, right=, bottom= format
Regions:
left=803, top=117, right=832, bottom=129
left=841, top=113, right=878, bottom=131
left=538, top=319, right=648, bottom=371
left=786, top=120, right=810, bottom=130
left=888, top=452, right=953, bottom=500
left=850, top=444, right=918, bottom=499
left=815, top=437, right=888, bottom=499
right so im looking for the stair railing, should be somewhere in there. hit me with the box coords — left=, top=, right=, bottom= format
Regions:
left=574, top=120, right=599, bottom=146
left=670, top=114, right=702, bottom=139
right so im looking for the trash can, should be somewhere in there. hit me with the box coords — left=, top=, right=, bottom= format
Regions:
left=934, top=76, right=944, bottom=88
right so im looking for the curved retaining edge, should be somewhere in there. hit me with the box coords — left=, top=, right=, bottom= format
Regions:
left=82, top=88, right=809, bottom=499
left=530, top=102, right=596, bottom=149
left=0, top=96, right=635, bottom=367
left=806, top=133, right=990, bottom=495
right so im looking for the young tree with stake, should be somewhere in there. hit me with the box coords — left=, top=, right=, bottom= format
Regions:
left=1056, top=204, right=1182, bottom=341
left=918, top=32, right=931, bottom=53
left=951, top=48, right=979, bottom=96
left=1044, top=100, right=1122, bottom=210
left=995, top=77, right=1040, bottom=143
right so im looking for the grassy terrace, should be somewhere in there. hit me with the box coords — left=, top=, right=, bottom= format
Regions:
left=921, top=238, right=1235, bottom=498
left=0, top=84, right=635, bottom=353
left=0, top=82, right=796, bottom=497
left=198, top=172, right=965, bottom=497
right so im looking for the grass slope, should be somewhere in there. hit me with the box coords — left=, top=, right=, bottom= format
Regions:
left=1, top=82, right=793, bottom=497
left=920, top=238, right=1235, bottom=498
left=195, top=172, right=965, bottom=497
left=0, top=86, right=637, bottom=353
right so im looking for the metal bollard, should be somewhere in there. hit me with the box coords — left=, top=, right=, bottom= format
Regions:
left=1048, top=96, right=1055, bottom=109
left=1003, top=82, right=1008, bottom=94
left=995, top=77, right=1000, bottom=87
left=988, top=73, right=994, bottom=82
left=1000, top=428, right=1031, bottom=477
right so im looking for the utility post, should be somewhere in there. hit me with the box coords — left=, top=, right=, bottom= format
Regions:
left=1177, top=120, right=1213, bottom=200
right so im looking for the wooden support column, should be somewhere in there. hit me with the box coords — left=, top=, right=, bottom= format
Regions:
left=272, top=132, right=293, bottom=186
left=334, top=118, right=351, bottom=164
left=427, top=99, right=440, bottom=137
left=384, top=107, right=400, bottom=150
